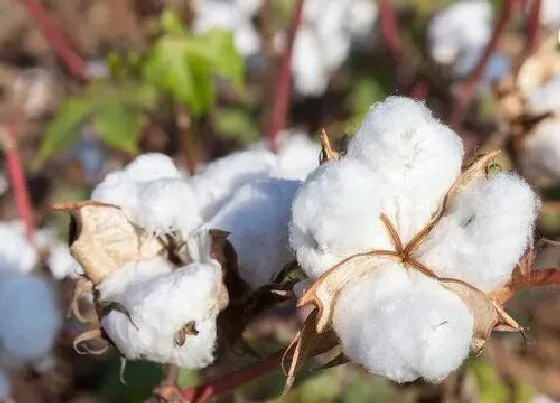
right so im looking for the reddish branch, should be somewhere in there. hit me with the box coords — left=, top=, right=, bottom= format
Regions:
left=448, top=0, right=515, bottom=128
left=158, top=348, right=286, bottom=402
left=525, top=0, right=541, bottom=56
left=493, top=268, right=560, bottom=305
left=0, top=108, right=35, bottom=239
left=266, top=0, right=305, bottom=152
left=410, top=81, right=429, bottom=101
left=378, top=0, right=402, bottom=63
left=18, top=0, right=86, bottom=80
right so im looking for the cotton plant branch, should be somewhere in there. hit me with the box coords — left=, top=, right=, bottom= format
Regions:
left=18, top=0, right=87, bottom=80
left=266, top=0, right=305, bottom=152
left=377, top=0, right=402, bottom=64
left=525, top=0, right=542, bottom=57
left=448, top=0, right=515, bottom=129
left=0, top=107, right=35, bottom=240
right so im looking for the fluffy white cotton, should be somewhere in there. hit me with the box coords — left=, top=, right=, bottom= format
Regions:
left=0, top=368, right=10, bottom=400
left=519, top=119, right=560, bottom=186
left=526, top=74, right=560, bottom=113
left=292, top=27, right=329, bottom=97
left=207, top=179, right=301, bottom=288
left=428, top=1, right=492, bottom=65
left=333, top=264, right=473, bottom=382
left=134, top=178, right=202, bottom=237
left=0, top=222, right=37, bottom=274
left=191, top=150, right=276, bottom=219
left=540, top=0, right=560, bottom=29
left=101, top=259, right=223, bottom=368
left=48, top=243, right=84, bottom=279
left=347, top=97, right=464, bottom=241
left=0, top=274, right=61, bottom=362
left=123, top=153, right=180, bottom=183
left=290, top=159, right=391, bottom=279
left=418, top=173, right=538, bottom=291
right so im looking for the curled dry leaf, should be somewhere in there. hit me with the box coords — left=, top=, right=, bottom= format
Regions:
left=52, top=201, right=164, bottom=284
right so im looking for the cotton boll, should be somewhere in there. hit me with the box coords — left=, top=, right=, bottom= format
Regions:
left=348, top=0, right=377, bottom=39
left=275, top=133, right=321, bottom=180
left=540, top=0, right=560, bottom=29
left=207, top=178, right=300, bottom=288
left=90, top=171, right=139, bottom=218
left=48, top=243, right=84, bottom=279
left=101, top=260, right=223, bottom=368
left=290, top=159, right=391, bottom=279
left=418, top=173, right=538, bottom=291
left=0, top=368, right=10, bottom=400
left=519, top=119, right=560, bottom=186
left=124, top=153, right=180, bottom=183
left=347, top=97, right=464, bottom=241
left=135, top=178, right=202, bottom=237
left=333, top=267, right=473, bottom=382
left=526, top=74, right=560, bottom=113
left=191, top=150, right=276, bottom=219
left=0, top=222, right=37, bottom=274
left=0, top=274, right=61, bottom=362
left=292, top=27, right=329, bottom=97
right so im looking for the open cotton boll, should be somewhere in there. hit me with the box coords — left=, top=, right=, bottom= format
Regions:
left=134, top=178, right=202, bottom=237
left=333, top=265, right=473, bottom=382
left=101, top=260, right=223, bottom=368
left=0, top=222, right=37, bottom=274
left=48, top=243, right=84, bottom=279
left=292, top=27, right=329, bottom=97
left=347, top=97, right=464, bottom=241
left=428, top=0, right=491, bottom=65
left=123, top=153, right=180, bottom=183
left=0, top=274, right=61, bottom=362
left=540, top=0, right=560, bottom=29
left=348, top=0, right=377, bottom=39
left=91, top=170, right=139, bottom=218
left=519, top=119, right=560, bottom=186
left=191, top=150, right=276, bottom=219
left=526, top=74, right=560, bottom=113
left=290, top=159, right=392, bottom=279
left=418, top=173, right=538, bottom=291
left=207, top=179, right=301, bottom=288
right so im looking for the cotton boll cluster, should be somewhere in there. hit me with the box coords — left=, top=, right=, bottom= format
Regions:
left=192, top=0, right=263, bottom=57
left=290, top=96, right=538, bottom=382
left=98, top=233, right=226, bottom=368
left=333, top=264, right=474, bottom=382
left=291, top=0, right=377, bottom=96
left=207, top=178, right=301, bottom=288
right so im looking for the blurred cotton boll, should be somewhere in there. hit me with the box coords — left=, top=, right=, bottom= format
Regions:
left=539, top=0, right=560, bottom=30
left=0, top=222, right=37, bottom=274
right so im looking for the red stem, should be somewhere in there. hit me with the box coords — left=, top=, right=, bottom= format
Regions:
left=378, top=0, right=402, bottom=63
left=448, top=0, right=515, bottom=128
left=180, top=349, right=286, bottom=402
left=2, top=109, right=35, bottom=239
left=511, top=268, right=560, bottom=290
left=410, top=81, right=429, bottom=101
left=266, top=0, right=305, bottom=152
left=525, top=0, right=541, bottom=56
left=18, top=0, right=86, bottom=80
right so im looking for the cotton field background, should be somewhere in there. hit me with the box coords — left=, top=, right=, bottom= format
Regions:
left=2, top=0, right=560, bottom=402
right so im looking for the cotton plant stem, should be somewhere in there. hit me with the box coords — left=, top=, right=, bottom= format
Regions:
left=448, top=0, right=515, bottom=129
left=492, top=268, right=560, bottom=305
left=266, top=0, right=305, bottom=152
left=378, top=0, right=402, bottom=64
left=18, top=0, right=86, bottom=80
left=0, top=108, right=35, bottom=240
left=525, top=0, right=541, bottom=57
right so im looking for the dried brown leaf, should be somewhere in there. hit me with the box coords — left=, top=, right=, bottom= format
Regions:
left=52, top=201, right=164, bottom=284
left=319, top=129, right=340, bottom=163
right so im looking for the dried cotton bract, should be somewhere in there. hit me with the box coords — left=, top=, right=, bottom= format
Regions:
left=288, top=96, right=538, bottom=385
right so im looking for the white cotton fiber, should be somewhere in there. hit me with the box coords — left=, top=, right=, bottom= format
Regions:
left=0, top=368, right=10, bottom=400
left=540, top=0, right=560, bottom=29
left=0, top=222, right=37, bottom=274
left=292, top=27, right=328, bottom=97
left=526, top=74, right=560, bottom=113
left=333, top=264, right=473, bottom=383
left=346, top=97, right=464, bottom=241
left=428, top=0, right=492, bottom=65
left=48, top=243, right=84, bottom=279
left=90, top=171, right=139, bottom=218
left=191, top=150, right=276, bottom=219
left=123, top=153, right=180, bottom=183
left=418, top=173, right=538, bottom=291
left=519, top=119, right=560, bottom=186
left=0, top=274, right=61, bottom=362
left=134, top=178, right=202, bottom=237
left=289, top=159, right=391, bottom=279
left=101, top=259, right=223, bottom=368
left=207, top=178, right=301, bottom=288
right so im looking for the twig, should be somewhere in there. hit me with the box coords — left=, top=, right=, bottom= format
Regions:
left=18, top=0, right=86, bottom=80
left=377, top=0, right=402, bottom=64
left=157, top=349, right=286, bottom=402
left=525, top=0, right=541, bottom=57
left=0, top=108, right=35, bottom=240
left=266, top=0, right=305, bottom=152
left=492, top=268, right=560, bottom=305
left=410, top=81, right=429, bottom=101
left=448, top=0, right=515, bottom=128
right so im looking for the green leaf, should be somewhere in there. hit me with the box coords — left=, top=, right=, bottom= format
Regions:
left=215, top=108, right=258, bottom=144
left=187, top=51, right=215, bottom=116
left=94, top=104, right=141, bottom=154
left=161, top=8, right=185, bottom=36
left=201, top=29, right=245, bottom=89
left=38, top=97, right=95, bottom=165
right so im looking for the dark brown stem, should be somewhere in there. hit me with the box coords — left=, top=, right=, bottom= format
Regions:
left=266, top=0, right=305, bottom=152
left=18, top=0, right=86, bottom=80
left=525, top=0, right=541, bottom=56
left=448, top=0, right=515, bottom=128
left=378, top=0, right=402, bottom=64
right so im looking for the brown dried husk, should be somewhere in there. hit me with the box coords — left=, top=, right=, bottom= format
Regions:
left=283, top=135, right=529, bottom=392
